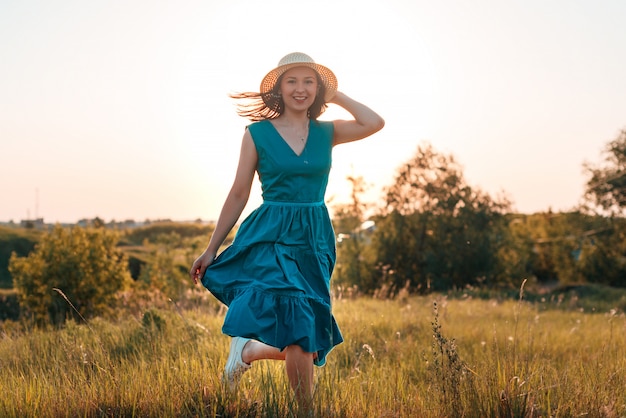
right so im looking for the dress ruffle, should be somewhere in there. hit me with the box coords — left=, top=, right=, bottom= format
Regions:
left=218, top=286, right=342, bottom=366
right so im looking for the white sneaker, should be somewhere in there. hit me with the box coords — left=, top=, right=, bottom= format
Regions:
left=223, top=337, right=251, bottom=389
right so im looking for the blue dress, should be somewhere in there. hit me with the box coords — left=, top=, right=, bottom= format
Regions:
left=201, top=119, right=343, bottom=366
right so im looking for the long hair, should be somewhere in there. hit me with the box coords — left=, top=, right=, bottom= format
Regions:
left=230, top=72, right=328, bottom=122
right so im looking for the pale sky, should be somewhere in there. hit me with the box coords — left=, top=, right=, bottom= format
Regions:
left=1, top=0, right=625, bottom=223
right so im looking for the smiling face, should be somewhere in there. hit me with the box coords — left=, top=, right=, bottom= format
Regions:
left=278, top=66, right=320, bottom=113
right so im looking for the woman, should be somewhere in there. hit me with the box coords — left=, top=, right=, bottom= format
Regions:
left=190, top=52, right=384, bottom=408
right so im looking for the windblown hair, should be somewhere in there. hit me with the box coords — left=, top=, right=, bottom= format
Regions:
left=230, top=72, right=328, bottom=122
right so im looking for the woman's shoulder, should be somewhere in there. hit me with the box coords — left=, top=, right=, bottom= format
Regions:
left=247, top=120, right=272, bottom=137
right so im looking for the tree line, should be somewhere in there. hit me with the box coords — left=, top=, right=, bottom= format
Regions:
left=4, top=128, right=626, bottom=325
left=333, top=129, right=626, bottom=294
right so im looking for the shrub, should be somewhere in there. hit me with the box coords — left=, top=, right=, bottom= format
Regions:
left=9, top=225, right=131, bottom=326
left=0, top=226, right=41, bottom=288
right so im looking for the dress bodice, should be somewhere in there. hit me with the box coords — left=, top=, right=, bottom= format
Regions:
left=248, top=119, right=334, bottom=203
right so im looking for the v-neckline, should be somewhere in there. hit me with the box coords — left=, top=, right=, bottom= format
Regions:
left=267, top=119, right=310, bottom=157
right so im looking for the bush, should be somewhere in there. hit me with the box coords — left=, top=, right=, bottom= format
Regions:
left=0, top=290, right=20, bottom=321
left=9, top=225, right=132, bottom=326
left=0, top=226, right=41, bottom=288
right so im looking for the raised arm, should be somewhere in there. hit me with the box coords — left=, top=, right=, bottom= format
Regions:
left=330, top=91, right=385, bottom=146
left=190, top=129, right=258, bottom=283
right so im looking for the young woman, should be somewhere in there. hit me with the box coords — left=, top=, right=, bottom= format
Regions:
left=190, top=52, right=384, bottom=409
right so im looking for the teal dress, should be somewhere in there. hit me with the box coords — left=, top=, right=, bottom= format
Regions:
left=201, top=119, right=343, bottom=366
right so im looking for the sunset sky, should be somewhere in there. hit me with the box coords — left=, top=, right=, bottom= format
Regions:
left=1, top=0, right=625, bottom=223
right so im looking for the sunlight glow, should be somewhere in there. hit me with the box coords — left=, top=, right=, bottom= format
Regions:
left=1, top=0, right=625, bottom=222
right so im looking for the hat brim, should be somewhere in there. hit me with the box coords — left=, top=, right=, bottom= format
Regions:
left=260, top=62, right=338, bottom=102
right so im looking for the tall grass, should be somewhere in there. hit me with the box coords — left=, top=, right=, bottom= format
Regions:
left=1, top=291, right=624, bottom=417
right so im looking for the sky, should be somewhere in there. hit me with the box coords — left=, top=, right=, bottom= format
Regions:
left=1, top=0, right=625, bottom=223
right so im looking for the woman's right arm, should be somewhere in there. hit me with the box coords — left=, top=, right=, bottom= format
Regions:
left=190, top=129, right=257, bottom=283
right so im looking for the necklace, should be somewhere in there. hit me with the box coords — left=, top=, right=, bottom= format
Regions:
left=292, top=122, right=309, bottom=142
left=272, top=119, right=310, bottom=155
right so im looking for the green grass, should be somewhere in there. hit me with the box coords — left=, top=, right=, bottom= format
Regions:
left=1, top=293, right=624, bottom=417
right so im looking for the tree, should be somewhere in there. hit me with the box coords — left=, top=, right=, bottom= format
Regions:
left=583, top=128, right=626, bottom=216
left=332, top=175, right=377, bottom=291
left=579, top=128, right=626, bottom=286
left=500, top=213, right=557, bottom=284
left=137, top=232, right=191, bottom=300
left=9, top=225, right=131, bottom=325
left=0, top=226, right=41, bottom=288
left=371, top=143, right=511, bottom=292
left=510, top=211, right=626, bottom=287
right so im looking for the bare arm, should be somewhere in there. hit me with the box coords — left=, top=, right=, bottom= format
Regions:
left=190, top=129, right=257, bottom=283
left=330, top=91, right=385, bottom=146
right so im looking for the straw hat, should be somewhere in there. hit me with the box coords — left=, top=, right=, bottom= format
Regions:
left=260, top=52, right=338, bottom=102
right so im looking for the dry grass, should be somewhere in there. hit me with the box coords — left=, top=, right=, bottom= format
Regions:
left=0, top=292, right=625, bottom=417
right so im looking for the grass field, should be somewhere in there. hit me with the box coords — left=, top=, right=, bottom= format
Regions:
left=1, top=289, right=625, bottom=417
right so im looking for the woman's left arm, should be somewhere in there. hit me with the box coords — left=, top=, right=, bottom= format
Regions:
left=330, top=91, right=385, bottom=146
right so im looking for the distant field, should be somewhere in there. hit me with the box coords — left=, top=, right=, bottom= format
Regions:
left=1, top=293, right=624, bottom=417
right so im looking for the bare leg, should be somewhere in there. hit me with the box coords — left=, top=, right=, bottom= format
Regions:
left=241, top=339, right=286, bottom=363
left=241, top=341, right=315, bottom=409
left=284, top=345, right=315, bottom=410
